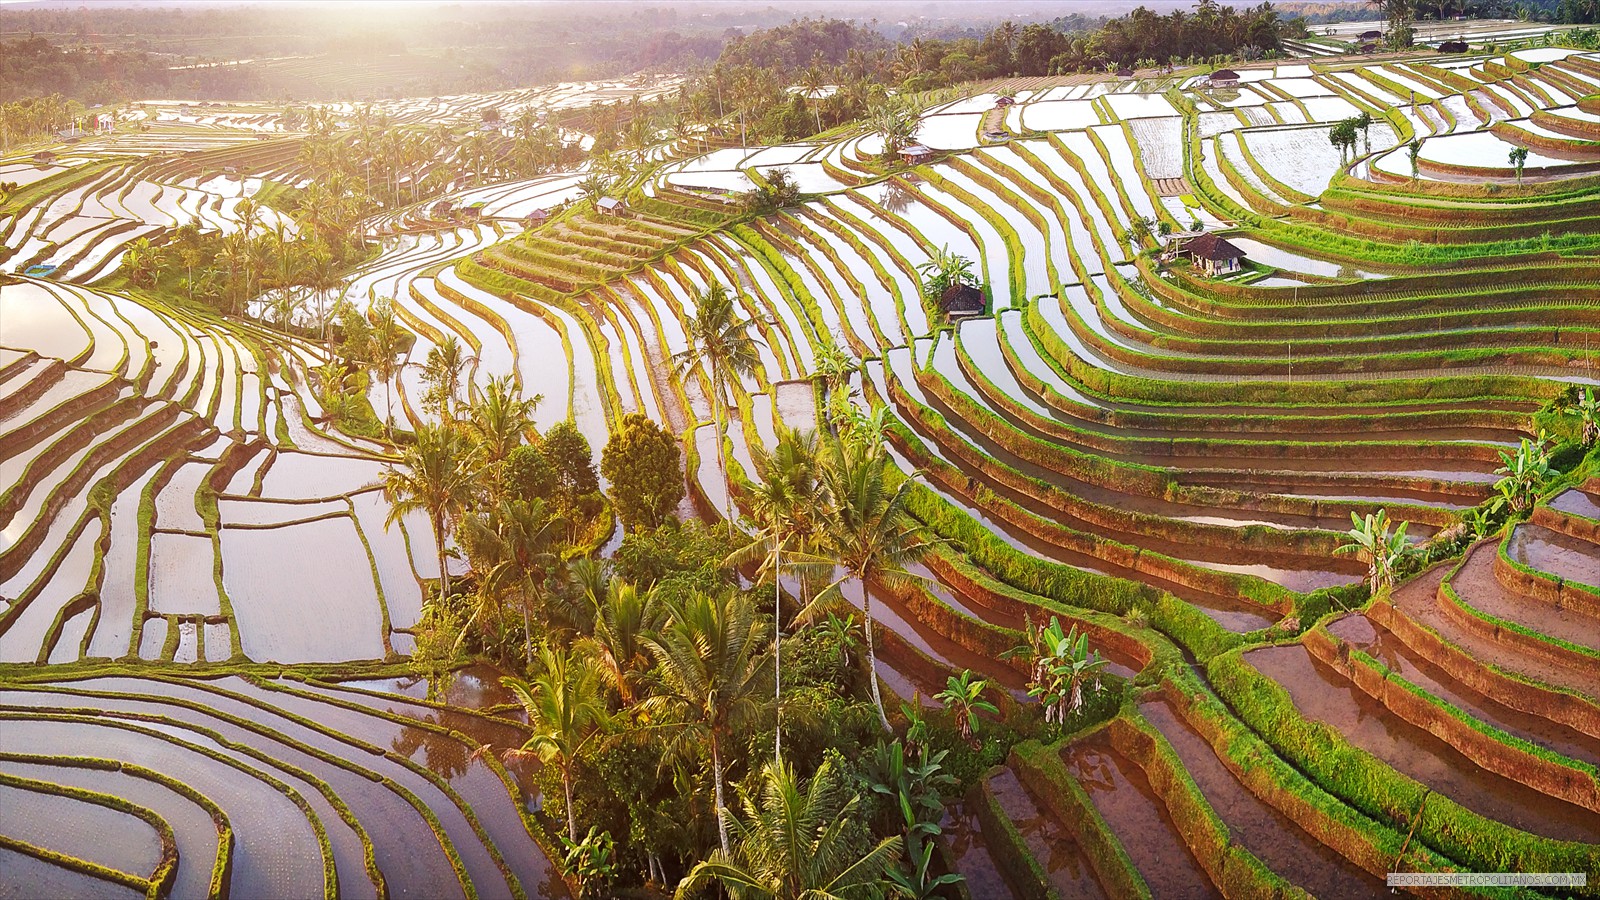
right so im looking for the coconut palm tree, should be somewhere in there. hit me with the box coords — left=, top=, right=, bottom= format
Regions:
left=1336, top=508, right=1410, bottom=593
left=465, top=374, right=540, bottom=470
left=459, top=496, right=567, bottom=664
left=673, top=282, right=766, bottom=535
left=367, top=297, right=406, bottom=435
left=383, top=422, right=477, bottom=597
left=675, top=758, right=903, bottom=900
left=502, top=647, right=610, bottom=843
left=422, top=334, right=471, bottom=421
left=728, top=426, right=824, bottom=764
left=641, top=589, right=774, bottom=856
left=807, top=438, right=930, bottom=732
left=580, top=578, right=666, bottom=707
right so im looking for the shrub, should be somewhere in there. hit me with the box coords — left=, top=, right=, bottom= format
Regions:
left=504, top=443, right=556, bottom=501
left=601, top=413, right=685, bottom=531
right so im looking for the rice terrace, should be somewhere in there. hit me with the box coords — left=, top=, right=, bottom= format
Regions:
left=2, top=0, right=1600, bottom=896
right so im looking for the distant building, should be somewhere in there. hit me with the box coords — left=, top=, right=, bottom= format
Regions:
left=462, top=202, right=485, bottom=220
left=431, top=200, right=454, bottom=218
left=995, top=95, right=1016, bottom=108
left=1438, top=40, right=1469, bottom=53
left=1177, top=232, right=1246, bottom=277
left=1116, top=67, right=1135, bottom=78
left=1359, top=29, right=1383, bottom=41
left=597, top=196, right=627, bottom=217
left=1209, top=69, right=1241, bottom=87
left=898, top=143, right=934, bottom=165
left=32, top=150, right=56, bottom=165
left=939, top=283, right=985, bottom=319
left=525, top=208, right=550, bottom=227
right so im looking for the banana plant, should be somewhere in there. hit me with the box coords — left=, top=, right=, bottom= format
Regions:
left=1006, top=616, right=1107, bottom=723
left=1563, top=387, right=1598, bottom=448
left=934, top=670, right=998, bottom=744
left=1492, top=436, right=1552, bottom=516
left=1336, top=508, right=1410, bottom=593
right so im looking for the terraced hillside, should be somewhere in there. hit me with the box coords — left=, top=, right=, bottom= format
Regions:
left=3, top=42, right=1600, bottom=898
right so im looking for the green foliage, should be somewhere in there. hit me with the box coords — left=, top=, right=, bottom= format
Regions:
left=504, top=442, right=557, bottom=501
left=933, top=670, right=998, bottom=744
left=602, top=413, right=685, bottom=531
left=676, top=758, right=902, bottom=900
left=1006, top=616, right=1110, bottom=724
left=1492, top=435, right=1553, bottom=517
left=1335, top=508, right=1410, bottom=593
left=544, top=419, right=600, bottom=502
left=741, top=166, right=802, bottom=214
left=560, top=827, right=618, bottom=900
left=615, top=520, right=739, bottom=597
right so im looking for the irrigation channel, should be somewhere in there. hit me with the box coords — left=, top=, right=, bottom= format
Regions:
left=4, top=41, right=1600, bottom=898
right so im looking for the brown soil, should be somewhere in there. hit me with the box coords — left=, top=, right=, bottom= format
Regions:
left=1389, top=564, right=1600, bottom=702
left=1328, top=612, right=1600, bottom=768
left=1452, top=539, right=1598, bottom=653
left=1244, top=644, right=1600, bottom=842
left=1138, top=697, right=1385, bottom=899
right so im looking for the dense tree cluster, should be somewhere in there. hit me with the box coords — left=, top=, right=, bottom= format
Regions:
left=679, top=3, right=1286, bottom=144
left=1282, top=0, right=1600, bottom=25
left=0, top=37, right=263, bottom=105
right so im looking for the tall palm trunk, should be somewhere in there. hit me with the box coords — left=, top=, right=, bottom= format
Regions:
left=711, top=734, right=731, bottom=855
left=562, top=762, right=578, bottom=842
left=774, top=541, right=782, bottom=764
left=434, top=514, right=451, bottom=597
left=522, top=579, right=535, bottom=666
left=713, top=372, right=733, bottom=537
left=862, top=575, right=890, bottom=732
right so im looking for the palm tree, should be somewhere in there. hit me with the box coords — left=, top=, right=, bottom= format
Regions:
left=868, top=100, right=920, bottom=156
left=383, top=423, right=477, bottom=597
left=422, top=334, right=470, bottom=421
left=729, top=427, right=824, bottom=764
left=459, top=496, right=566, bottom=663
left=123, top=237, right=156, bottom=287
left=502, top=647, right=610, bottom=843
left=807, top=438, right=930, bottom=732
left=581, top=578, right=666, bottom=707
left=367, top=297, right=406, bottom=435
left=1336, top=508, right=1410, bottom=593
left=675, top=758, right=902, bottom=900
left=915, top=245, right=977, bottom=305
left=465, top=374, right=540, bottom=470
left=673, top=282, right=766, bottom=535
left=641, top=589, right=774, bottom=856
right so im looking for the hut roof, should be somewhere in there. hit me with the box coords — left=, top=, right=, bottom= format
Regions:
left=1210, top=69, right=1240, bottom=80
left=939, top=282, right=985, bottom=315
left=1180, top=232, right=1246, bottom=262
